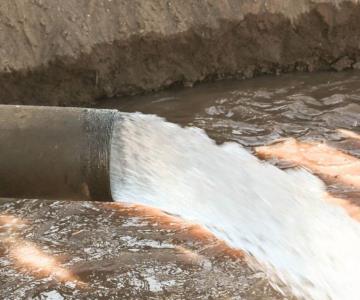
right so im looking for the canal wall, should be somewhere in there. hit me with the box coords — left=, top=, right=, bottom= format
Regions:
left=1, top=0, right=360, bottom=105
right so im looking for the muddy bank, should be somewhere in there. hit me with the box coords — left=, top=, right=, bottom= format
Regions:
left=1, top=0, right=360, bottom=105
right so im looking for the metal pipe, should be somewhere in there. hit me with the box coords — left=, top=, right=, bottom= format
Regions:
left=0, top=105, right=118, bottom=201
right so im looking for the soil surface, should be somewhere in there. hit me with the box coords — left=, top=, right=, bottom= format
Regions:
left=1, top=0, right=360, bottom=105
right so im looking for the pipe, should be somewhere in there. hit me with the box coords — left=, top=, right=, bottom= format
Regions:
left=0, top=105, right=118, bottom=201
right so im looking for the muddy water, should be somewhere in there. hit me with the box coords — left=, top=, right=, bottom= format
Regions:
left=104, top=70, right=360, bottom=201
left=1, top=71, right=360, bottom=299
left=1, top=200, right=280, bottom=300
left=104, top=71, right=360, bottom=149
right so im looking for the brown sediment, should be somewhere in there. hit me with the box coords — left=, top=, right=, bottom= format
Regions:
left=104, top=202, right=245, bottom=260
left=325, top=194, right=360, bottom=221
left=256, top=137, right=360, bottom=190
left=1, top=0, right=360, bottom=105
left=338, top=129, right=360, bottom=141
left=255, top=135, right=360, bottom=221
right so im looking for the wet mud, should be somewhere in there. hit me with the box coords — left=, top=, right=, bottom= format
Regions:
left=1, top=1, right=360, bottom=105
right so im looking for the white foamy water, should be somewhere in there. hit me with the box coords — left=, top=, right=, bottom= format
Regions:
left=110, top=112, right=360, bottom=300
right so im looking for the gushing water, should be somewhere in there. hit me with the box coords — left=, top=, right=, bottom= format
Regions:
left=110, top=112, right=360, bottom=300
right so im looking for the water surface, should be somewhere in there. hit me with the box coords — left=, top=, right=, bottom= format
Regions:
left=103, top=71, right=360, bottom=150
left=1, top=71, right=360, bottom=299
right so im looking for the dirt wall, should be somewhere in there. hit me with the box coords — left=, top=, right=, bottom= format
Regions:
left=1, top=0, right=360, bottom=105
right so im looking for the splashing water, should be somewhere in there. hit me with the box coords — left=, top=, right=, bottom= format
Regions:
left=110, top=112, right=360, bottom=300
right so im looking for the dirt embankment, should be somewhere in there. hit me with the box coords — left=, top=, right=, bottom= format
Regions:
left=1, top=0, right=360, bottom=105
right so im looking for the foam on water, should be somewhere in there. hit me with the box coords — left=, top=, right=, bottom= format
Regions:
left=110, top=112, right=360, bottom=300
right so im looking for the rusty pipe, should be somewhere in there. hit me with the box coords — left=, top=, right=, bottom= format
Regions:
left=0, top=105, right=118, bottom=201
